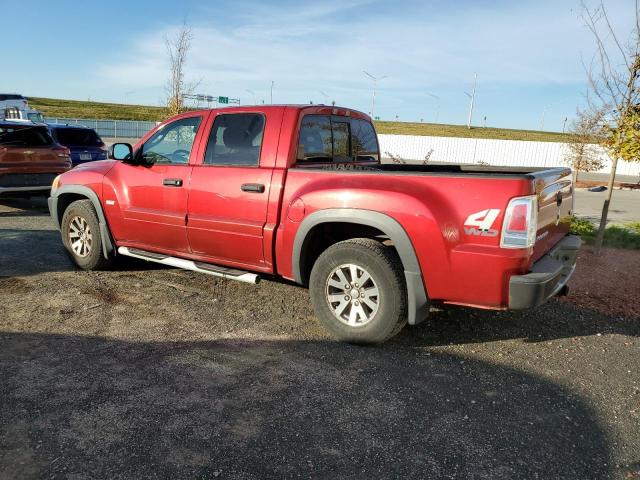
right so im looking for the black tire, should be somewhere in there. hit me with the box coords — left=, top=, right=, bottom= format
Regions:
left=309, top=238, right=407, bottom=344
left=61, top=199, right=112, bottom=270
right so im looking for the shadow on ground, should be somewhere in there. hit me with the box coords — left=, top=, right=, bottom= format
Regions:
left=0, top=197, right=49, bottom=216
left=0, top=333, right=611, bottom=479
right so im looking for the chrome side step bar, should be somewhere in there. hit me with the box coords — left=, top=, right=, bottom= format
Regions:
left=117, top=247, right=260, bottom=284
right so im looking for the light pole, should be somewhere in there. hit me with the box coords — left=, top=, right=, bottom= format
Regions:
left=426, top=92, right=440, bottom=123
left=363, top=70, right=388, bottom=120
left=464, top=73, right=477, bottom=129
left=270, top=81, right=274, bottom=104
left=246, top=89, right=256, bottom=105
left=540, top=104, right=553, bottom=130
left=319, top=91, right=329, bottom=104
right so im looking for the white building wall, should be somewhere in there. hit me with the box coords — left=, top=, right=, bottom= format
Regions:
left=377, top=134, right=640, bottom=177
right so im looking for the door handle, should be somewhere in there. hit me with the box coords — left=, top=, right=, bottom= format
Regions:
left=241, top=183, right=265, bottom=193
left=163, top=178, right=183, bottom=187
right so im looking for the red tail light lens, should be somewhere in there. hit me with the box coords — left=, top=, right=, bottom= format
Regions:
left=505, top=203, right=528, bottom=232
left=500, top=196, right=538, bottom=248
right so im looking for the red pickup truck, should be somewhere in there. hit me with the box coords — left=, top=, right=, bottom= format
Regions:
left=48, top=105, right=580, bottom=343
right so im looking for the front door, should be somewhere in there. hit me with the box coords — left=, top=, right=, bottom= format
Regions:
left=187, top=111, right=274, bottom=269
left=112, top=114, right=204, bottom=253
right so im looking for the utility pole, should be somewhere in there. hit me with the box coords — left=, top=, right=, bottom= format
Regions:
left=270, top=81, right=274, bottom=104
left=464, top=73, right=477, bottom=129
left=363, top=70, right=388, bottom=119
left=562, top=116, right=568, bottom=133
left=426, top=92, right=440, bottom=123
left=319, top=91, right=329, bottom=104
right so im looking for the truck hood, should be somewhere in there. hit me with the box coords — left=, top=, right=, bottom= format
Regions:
left=70, top=159, right=118, bottom=175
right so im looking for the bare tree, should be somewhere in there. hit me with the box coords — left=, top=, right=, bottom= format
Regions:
left=165, top=22, right=198, bottom=116
left=580, top=0, right=640, bottom=253
left=563, top=108, right=606, bottom=185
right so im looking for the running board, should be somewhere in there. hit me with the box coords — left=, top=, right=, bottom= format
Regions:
left=117, top=247, right=260, bottom=284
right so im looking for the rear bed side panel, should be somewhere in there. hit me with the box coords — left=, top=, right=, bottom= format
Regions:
left=277, top=168, right=534, bottom=308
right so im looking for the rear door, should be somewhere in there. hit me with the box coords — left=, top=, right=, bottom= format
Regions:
left=186, top=110, right=280, bottom=269
left=110, top=114, right=204, bottom=253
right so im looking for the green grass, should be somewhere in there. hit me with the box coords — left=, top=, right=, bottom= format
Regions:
left=28, top=97, right=571, bottom=142
left=374, top=121, right=573, bottom=143
left=568, top=217, right=640, bottom=249
left=28, top=97, right=168, bottom=122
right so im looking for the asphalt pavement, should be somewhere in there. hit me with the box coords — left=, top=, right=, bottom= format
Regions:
left=0, top=197, right=638, bottom=479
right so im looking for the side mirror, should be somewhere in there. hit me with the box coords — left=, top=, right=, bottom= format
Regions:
left=109, top=143, right=133, bottom=162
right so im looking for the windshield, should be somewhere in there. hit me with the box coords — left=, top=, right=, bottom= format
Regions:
left=0, top=125, right=54, bottom=147
left=53, top=127, right=103, bottom=147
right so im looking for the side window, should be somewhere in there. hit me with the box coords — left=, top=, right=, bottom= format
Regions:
left=351, top=118, right=379, bottom=162
left=142, top=116, right=202, bottom=165
left=204, top=113, right=265, bottom=166
left=298, top=115, right=332, bottom=162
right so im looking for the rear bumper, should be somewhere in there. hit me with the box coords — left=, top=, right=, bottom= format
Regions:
left=508, top=235, right=581, bottom=309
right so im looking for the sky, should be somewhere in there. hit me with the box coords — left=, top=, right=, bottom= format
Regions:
left=0, top=0, right=636, bottom=131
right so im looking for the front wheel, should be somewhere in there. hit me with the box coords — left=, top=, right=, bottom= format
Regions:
left=61, top=199, right=112, bottom=270
left=309, top=238, right=407, bottom=344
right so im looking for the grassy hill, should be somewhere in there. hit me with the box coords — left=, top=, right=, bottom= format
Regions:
left=28, top=97, right=167, bottom=122
left=28, top=97, right=572, bottom=142
left=374, top=121, right=572, bottom=142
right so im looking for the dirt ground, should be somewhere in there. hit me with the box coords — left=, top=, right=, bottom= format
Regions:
left=0, top=197, right=639, bottom=479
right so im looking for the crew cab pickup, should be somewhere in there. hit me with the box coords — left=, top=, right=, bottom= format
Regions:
left=48, top=105, right=580, bottom=343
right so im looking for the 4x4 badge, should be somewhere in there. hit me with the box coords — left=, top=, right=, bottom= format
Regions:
left=464, top=209, right=500, bottom=237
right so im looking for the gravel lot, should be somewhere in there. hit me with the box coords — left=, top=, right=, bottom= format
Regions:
left=0, top=197, right=639, bottom=479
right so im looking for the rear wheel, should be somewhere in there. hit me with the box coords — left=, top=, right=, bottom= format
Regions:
left=309, top=238, right=407, bottom=344
left=61, top=199, right=111, bottom=270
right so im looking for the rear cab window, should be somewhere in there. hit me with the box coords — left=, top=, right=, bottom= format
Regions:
left=296, top=114, right=379, bottom=165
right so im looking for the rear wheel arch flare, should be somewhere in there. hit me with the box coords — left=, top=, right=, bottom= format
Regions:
left=292, top=209, right=429, bottom=325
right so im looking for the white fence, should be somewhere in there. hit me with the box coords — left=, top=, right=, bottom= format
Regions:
left=378, top=134, right=640, bottom=177
left=45, top=117, right=158, bottom=139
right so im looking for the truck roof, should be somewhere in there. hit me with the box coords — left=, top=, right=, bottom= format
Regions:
left=181, top=104, right=372, bottom=121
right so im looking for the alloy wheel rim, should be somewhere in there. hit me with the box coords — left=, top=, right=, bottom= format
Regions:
left=325, top=263, right=380, bottom=326
left=69, top=216, right=93, bottom=258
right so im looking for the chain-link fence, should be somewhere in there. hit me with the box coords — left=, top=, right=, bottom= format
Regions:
left=44, top=117, right=159, bottom=139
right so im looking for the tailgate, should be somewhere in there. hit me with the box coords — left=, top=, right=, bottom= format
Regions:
left=531, top=167, right=573, bottom=262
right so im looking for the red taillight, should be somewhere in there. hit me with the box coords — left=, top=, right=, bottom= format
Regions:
left=500, top=196, right=538, bottom=249
left=506, top=203, right=528, bottom=232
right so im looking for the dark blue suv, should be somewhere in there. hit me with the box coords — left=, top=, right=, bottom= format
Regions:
left=47, top=124, right=107, bottom=166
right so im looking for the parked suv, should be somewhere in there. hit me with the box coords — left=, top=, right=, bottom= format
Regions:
left=48, top=124, right=107, bottom=166
left=0, top=121, right=71, bottom=196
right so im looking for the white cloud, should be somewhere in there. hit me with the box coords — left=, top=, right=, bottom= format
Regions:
left=94, top=0, right=635, bottom=126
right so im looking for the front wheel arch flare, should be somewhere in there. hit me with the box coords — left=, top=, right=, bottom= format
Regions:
left=51, top=185, right=115, bottom=258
